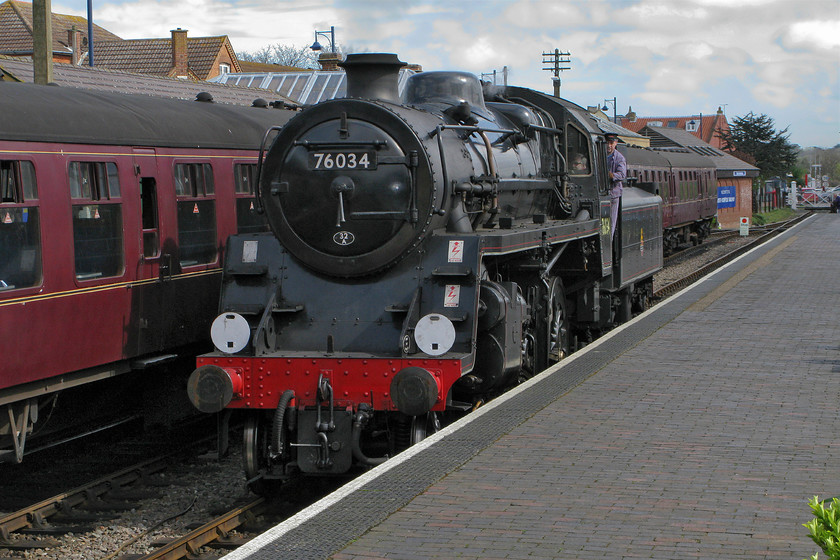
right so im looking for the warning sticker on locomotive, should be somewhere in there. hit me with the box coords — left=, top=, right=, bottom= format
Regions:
left=309, top=151, right=377, bottom=170
left=444, top=285, right=460, bottom=307
left=448, top=240, right=464, bottom=263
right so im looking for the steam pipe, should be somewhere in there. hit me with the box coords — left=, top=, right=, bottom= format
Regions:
left=351, top=406, right=388, bottom=466
left=271, top=390, right=295, bottom=460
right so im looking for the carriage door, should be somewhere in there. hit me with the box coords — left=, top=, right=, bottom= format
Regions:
left=133, top=148, right=162, bottom=279
left=131, top=148, right=169, bottom=353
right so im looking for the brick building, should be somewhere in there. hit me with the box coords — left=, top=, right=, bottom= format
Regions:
left=618, top=107, right=731, bottom=150
left=0, top=1, right=239, bottom=80
left=0, top=0, right=120, bottom=64
left=93, top=28, right=240, bottom=80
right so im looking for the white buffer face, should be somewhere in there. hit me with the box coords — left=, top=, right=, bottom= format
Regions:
left=414, top=313, right=456, bottom=356
left=211, top=312, right=250, bottom=354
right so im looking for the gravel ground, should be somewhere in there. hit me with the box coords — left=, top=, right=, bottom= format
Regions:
left=653, top=232, right=755, bottom=291
left=2, top=447, right=252, bottom=560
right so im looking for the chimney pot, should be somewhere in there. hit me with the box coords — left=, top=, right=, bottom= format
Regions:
left=171, top=28, right=189, bottom=78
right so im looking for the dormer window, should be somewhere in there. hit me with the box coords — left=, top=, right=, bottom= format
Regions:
left=686, top=120, right=698, bottom=132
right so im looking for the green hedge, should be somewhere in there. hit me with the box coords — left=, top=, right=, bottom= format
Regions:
left=804, top=496, right=840, bottom=560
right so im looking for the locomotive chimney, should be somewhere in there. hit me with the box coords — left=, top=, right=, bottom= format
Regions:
left=338, top=53, right=406, bottom=103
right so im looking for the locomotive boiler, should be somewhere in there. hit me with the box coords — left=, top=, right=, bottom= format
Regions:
left=187, top=53, right=662, bottom=488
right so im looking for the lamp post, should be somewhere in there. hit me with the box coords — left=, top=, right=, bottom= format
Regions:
left=602, top=97, right=617, bottom=123
left=310, top=26, right=336, bottom=53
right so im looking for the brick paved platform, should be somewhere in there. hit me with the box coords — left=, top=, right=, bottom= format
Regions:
left=226, top=213, right=839, bottom=560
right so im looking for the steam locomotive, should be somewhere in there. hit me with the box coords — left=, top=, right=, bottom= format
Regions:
left=187, top=53, right=665, bottom=488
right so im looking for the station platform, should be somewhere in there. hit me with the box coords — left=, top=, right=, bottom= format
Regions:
left=225, top=213, right=839, bottom=560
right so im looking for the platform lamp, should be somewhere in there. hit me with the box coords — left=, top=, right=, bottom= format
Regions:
left=602, top=97, right=617, bottom=123
left=310, top=26, right=336, bottom=53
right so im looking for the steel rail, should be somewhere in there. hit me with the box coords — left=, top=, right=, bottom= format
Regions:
left=126, top=497, right=267, bottom=560
left=0, top=455, right=169, bottom=548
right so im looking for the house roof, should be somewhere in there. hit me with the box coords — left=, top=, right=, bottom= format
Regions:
left=620, top=110, right=730, bottom=147
left=639, top=125, right=759, bottom=177
left=94, top=35, right=240, bottom=80
left=0, top=0, right=121, bottom=55
left=0, top=54, right=292, bottom=107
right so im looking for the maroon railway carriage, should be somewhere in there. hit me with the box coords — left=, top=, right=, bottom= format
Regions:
left=620, top=145, right=716, bottom=253
left=0, top=83, right=293, bottom=462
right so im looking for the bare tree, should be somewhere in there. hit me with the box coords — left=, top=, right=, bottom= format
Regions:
left=239, top=44, right=328, bottom=69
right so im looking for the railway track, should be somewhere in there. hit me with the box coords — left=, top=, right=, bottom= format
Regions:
left=0, top=432, right=349, bottom=559
left=0, top=456, right=170, bottom=550
left=654, top=213, right=811, bottom=299
left=110, top=497, right=267, bottom=560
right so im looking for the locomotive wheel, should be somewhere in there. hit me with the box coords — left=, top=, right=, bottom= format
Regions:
left=546, top=277, right=570, bottom=366
left=243, top=413, right=270, bottom=489
left=409, top=412, right=440, bottom=445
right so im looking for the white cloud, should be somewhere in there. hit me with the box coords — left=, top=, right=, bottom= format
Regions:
left=784, top=20, right=840, bottom=50
left=751, top=82, right=799, bottom=108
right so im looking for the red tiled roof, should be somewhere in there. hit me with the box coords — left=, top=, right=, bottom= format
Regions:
left=619, top=111, right=730, bottom=149
left=0, top=2, right=235, bottom=81
left=94, top=35, right=237, bottom=80
left=0, top=0, right=121, bottom=54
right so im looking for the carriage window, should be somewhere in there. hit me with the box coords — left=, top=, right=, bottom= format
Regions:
left=175, top=163, right=217, bottom=266
left=234, top=163, right=268, bottom=234
left=175, top=163, right=214, bottom=197
left=70, top=162, right=123, bottom=280
left=69, top=161, right=120, bottom=200
left=0, top=160, right=42, bottom=291
left=566, top=125, right=591, bottom=175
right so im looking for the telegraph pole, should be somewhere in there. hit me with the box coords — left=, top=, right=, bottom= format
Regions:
left=541, top=49, right=570, bottom=97
left=32, top=0, right=53, bottom=84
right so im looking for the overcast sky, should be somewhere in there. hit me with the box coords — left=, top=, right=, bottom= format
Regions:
left=54, top=0, right=840, bottom=148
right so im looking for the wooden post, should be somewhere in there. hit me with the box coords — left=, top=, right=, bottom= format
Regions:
left=32, top=0, right=53, bottom=84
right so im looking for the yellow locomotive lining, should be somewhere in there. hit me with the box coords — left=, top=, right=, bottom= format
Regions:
left=0, top=269, right=221, bottom=308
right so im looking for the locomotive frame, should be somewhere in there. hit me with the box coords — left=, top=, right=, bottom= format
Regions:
left=187, top=54, right=672, bottom=489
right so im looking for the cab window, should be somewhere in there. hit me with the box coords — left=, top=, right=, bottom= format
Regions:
left=0, top=160, right=42, bottom=291
left=175, top=163, right=217, bottom=266
left=69, top=161, right=124, bottom=280
left=234, top=163, right=268, bottom=234
left=566, top=125, right=591, bottom=176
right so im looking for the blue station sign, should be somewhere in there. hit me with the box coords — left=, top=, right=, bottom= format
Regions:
left=717, top=186, right=736, bottom=209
